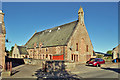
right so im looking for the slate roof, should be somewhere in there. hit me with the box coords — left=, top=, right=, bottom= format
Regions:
left=25, top=20, right=78, bottom=48
left=17, top=46, right=28, bottom=55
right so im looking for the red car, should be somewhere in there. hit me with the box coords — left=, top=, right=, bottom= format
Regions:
left=86, top=58, right=105, bottom=67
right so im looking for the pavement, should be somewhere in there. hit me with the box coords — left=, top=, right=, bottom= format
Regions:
left=2, top=64, right=42, bottom=78
left=1, top=62, right=120, bottom=79
left=70, top=63, right=119, bottom=78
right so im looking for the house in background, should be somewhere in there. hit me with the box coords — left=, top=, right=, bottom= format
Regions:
left=25, top=7, right=93, bottom=63
left=12, top=44, right=28, bottom=58
left=112, top=44, right=120, bottom=59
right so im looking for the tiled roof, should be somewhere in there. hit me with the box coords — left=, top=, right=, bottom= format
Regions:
left=25, top=20, right=78, bottom=48
left=17, top=46, right=28, bottom=55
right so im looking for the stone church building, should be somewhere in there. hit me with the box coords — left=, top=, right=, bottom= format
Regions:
left=24, top=7, right=93, bottom=63
left=0, top=10, right=6, bottom=69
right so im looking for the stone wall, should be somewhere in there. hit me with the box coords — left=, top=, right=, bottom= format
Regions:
left=67, top=22, right=93, bottom=63
left=24, top=59, right=76, bottom=72
left=0, top=34, right=5, bottom=69
left=44, top=61, right=65, bottom=72
left=24, top=59, right=44, bottom=67
left=0, top=11, right=6, bottom=70
left=44, top=60, right=76, bottom=72
left=27, top=46, right=66, bottom=60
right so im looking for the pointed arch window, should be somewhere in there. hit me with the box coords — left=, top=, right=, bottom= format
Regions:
left=76, top=43, right=78, bottom=51
left=86, top=45, right=88, bottom=52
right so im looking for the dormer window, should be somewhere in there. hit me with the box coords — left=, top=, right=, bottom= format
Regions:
left=49, top=30, right=52, bottom=32
left=58, top=27, right=60, bottom=30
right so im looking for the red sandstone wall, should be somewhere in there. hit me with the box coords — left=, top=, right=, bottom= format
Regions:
left=27, top=46, right=66, bottom=60
left=67, top=22, right=93, bottom=63
left=0, top=34, right=5, bottom=69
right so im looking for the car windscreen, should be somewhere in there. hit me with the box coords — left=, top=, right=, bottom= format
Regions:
left=90, top=59, right=98, bottom=61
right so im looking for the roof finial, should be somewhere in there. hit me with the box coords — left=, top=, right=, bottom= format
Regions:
left=78, top=6, right=84, bottom=23
left=78, top=6, right=83, bottom=13
left=80, top=6, right=82, bottom=8
left=15, top=44, right=17, bottom=46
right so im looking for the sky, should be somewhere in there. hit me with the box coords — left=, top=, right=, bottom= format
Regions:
left=1, top=2, right=118, bottom=53
left=1, top=0, right=120, bottom=2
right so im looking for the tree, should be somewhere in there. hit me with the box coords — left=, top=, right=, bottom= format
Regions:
left=9, top=46, right=14, bottom=56
left=107, top=50, right=112, bottom=55
left=5, top=47, right=9, bottom=53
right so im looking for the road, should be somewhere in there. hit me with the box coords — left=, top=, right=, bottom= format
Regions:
left=1, top=63, right=120, bottom=80
left=71, top=63, right=119, bottom=78
left=76, top=68, right=119, bottom=78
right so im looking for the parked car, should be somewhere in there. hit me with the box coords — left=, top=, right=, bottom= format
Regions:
left=86, top=58, right=105, bottom=67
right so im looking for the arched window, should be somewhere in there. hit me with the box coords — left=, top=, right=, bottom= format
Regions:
left=71, top=54, right=74, bottom=60
left=86, top=45, right=88, bottom=52
left=81, top=38, right=85, bottom=54
left=46, top=54, right=48, bottom=58
left=76, top=43, right=78, bottom=51
left=43, top=55, right=44, bottom=59
left=14, top=54, right=15, bottom=58
left=49, top=55, right=52, bottom=60
left=17, top=54, right=18, bottom=58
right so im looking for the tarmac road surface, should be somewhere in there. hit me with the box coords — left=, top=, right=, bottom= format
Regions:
left=1, top=63, right=120, bottom=80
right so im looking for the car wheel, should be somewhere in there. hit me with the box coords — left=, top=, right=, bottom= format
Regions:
left=96, top=64, right=99, bottom=67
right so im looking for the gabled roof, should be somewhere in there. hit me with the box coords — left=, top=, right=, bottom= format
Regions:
left=17, top=46, right=28, bottom=55
left=25, top=20, right=78, bottom=48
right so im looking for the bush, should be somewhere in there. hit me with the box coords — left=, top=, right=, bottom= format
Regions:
left=107, top=50, right=112, bottom=55
left=97, top=55, right=103, bottom=58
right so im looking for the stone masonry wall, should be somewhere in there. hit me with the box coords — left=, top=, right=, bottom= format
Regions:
left=27, top=46, right=66, bottom=60
left=0, top=34, right=5, bottom=69
left=67, top=22, right=93, bottom=63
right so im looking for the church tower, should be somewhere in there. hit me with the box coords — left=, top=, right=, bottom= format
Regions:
left=78, top=6, right=84, bottom=24
left=0, top=10, right=6, bottom=70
